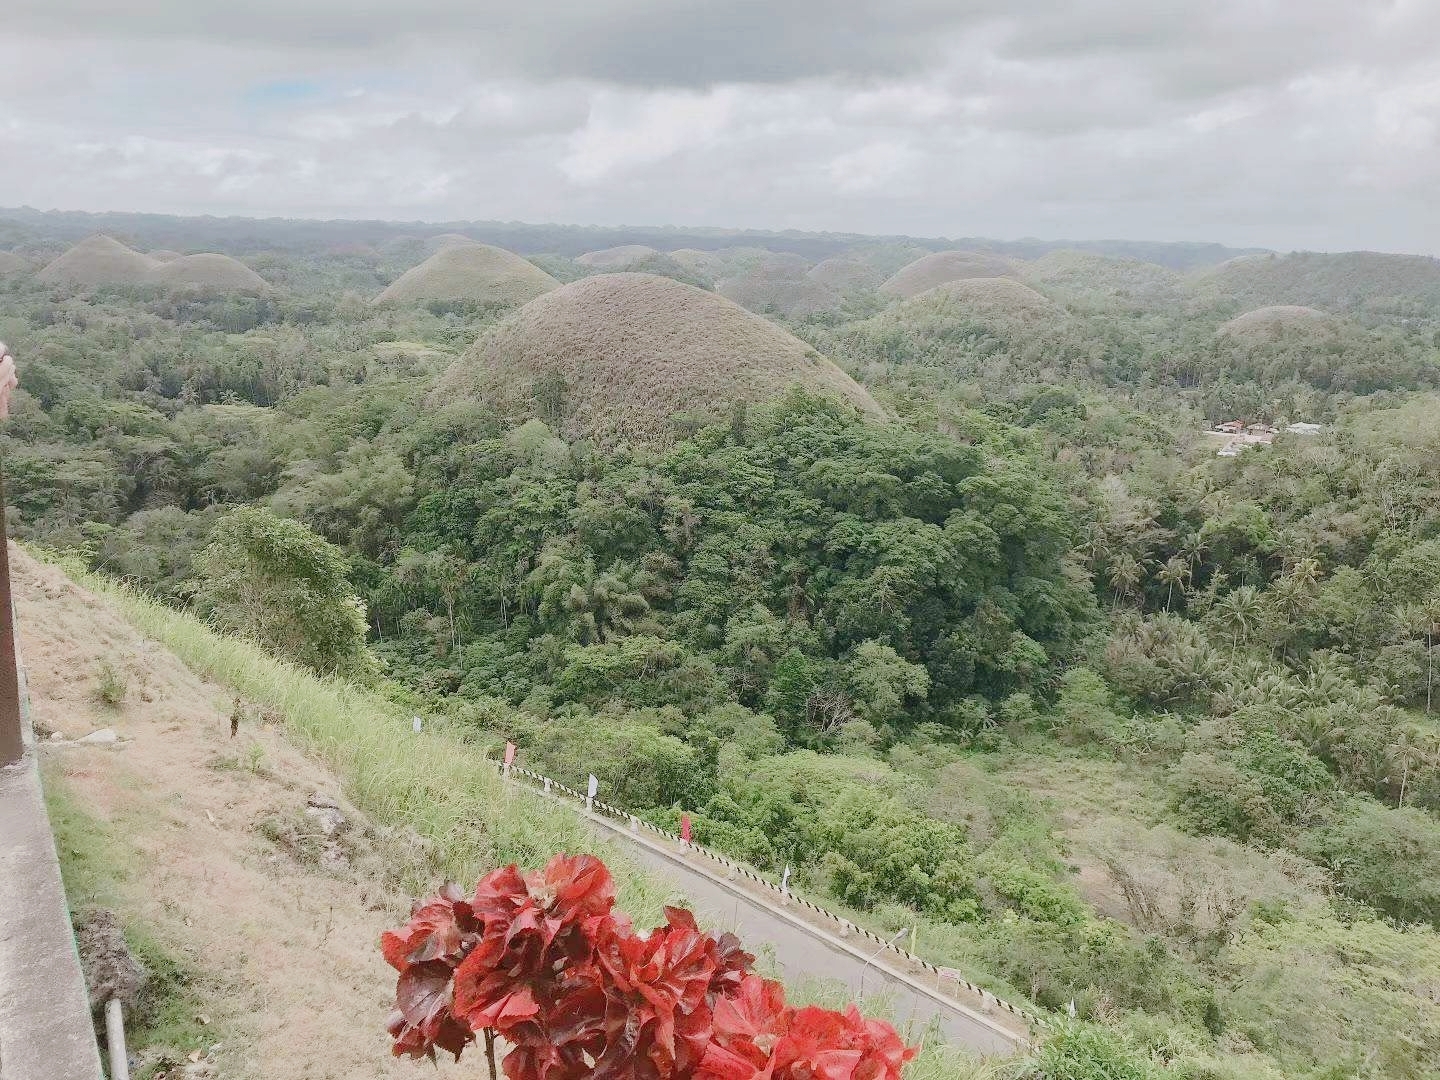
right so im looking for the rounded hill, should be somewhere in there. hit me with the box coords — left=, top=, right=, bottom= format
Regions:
left=883, top=278, right=1064, bottom=333
left=879, top=250, right=1019, bottom=299
left=435, top=273, right=883, bottom=445
left=424, top=233, right=480, bottom=253
left=374, top=243, right=559, bottom=306
left=1195, top=251, right=1440, bottom=311
left=148, top=253, right=270, bottom=292
left=1021, top=250, right=1181, bottom=309
left=1218, top=305, right=1334, bottom=338
left=719, top=255, right=840, bottom=318
left=806, top=257, right=881, bottom=295
left=37, top=235, right=157, bottom=286
left=574, top=244, right=660, bottom=269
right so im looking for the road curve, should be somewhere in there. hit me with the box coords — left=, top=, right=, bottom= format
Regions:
left=556, top=798, right=1028, bottom=1057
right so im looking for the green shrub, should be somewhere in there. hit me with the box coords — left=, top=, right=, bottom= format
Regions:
left=95, top=659, right=128, bottom=707
left=1013, top=1020, right=1159, bottom=1080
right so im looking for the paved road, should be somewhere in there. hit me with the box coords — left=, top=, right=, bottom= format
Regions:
left=581, top=810, right=1024, bottom=1057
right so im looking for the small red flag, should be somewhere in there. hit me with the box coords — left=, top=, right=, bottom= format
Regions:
left=503, top=741, right=516, bottom=767
left=681, top=813, right=692, bottom=844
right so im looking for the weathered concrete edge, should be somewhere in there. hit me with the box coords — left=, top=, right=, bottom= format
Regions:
left=521, top=781, right=1026, bottom=1055
left=0, top=643, right=104, bottom=1080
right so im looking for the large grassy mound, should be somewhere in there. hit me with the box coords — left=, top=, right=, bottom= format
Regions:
left=423, top=233, right=481, bottom=253
left=888, top=278, right=1064, bottom=329
left=436, top=272, right=883, bottom=444
left=574, top=244, right=660, bottom=269
left=719, top=255, right=841, bottom=318
left=148, top=253, right=270, bottom=293
left=1021, top=250, right=1181, bottom=309
left=806, top=257, right=881, bottom=295
left=1195, top=251, right=1440, bottom=311
left=879, top=250, right=1018, bottom=299
left=1218, top=305, right=1335, bottom=338
left=0, top=251, right=30, bottom=275
left=374, top=243, right=559, bottom=306
left=37, top=235, right=158, bottom=286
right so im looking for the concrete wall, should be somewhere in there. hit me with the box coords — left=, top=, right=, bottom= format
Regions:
left=0, top=650, right=105, bottom=1080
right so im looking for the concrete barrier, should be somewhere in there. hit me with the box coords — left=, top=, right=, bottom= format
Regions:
left=0, top=633, right=105, bottom=1079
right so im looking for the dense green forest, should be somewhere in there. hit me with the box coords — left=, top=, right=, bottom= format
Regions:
left=5, top=216, right=1440, bottom=1080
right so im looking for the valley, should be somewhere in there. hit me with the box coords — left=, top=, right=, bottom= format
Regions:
left=3, top=210, right=1439, bottom=1079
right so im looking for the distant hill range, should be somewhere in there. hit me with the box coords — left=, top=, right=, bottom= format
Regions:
left=0, top=206, right=1264, bottom=271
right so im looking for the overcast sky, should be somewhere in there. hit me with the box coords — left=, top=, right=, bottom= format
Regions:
left=2, top=1, right=1438, bottom=253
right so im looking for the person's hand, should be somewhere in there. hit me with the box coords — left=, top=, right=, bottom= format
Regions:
left=0, top=342, right=15, bottom=420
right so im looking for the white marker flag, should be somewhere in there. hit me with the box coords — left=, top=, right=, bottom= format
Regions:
left=588, top=774, right=599, bottom=800
left=411, top=716, right=423, bottom=733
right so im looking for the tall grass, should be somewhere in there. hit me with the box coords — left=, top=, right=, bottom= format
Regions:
left=59, top=559, right=671, bottom=920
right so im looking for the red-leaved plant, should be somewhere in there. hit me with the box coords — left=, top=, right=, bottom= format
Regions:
left=382, top=854, right=917, bottom=1080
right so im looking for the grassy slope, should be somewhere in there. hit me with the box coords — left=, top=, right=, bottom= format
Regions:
left=44, top=552, right=1004, bottom=1077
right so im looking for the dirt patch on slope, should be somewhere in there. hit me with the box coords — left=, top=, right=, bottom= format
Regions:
left=16, top=546, right=464, bottom=1080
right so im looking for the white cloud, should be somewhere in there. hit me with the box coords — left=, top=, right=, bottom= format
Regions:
left=0, top=3, right=1436, bottom=251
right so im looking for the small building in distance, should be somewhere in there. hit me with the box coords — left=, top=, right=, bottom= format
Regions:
left=1287, top=422, right=1324, bottom=435
left=1206, top=418, right=1280, bottom=457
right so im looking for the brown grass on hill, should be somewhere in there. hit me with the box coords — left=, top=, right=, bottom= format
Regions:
left=435, top=272, right=883, bottom=445
left=148, top=250, right=182, bottom=262
left=806, top=257, right=881, bottom=295
left=36, top=234, right=158, bottom=286
left=574, top=244, right=660, bottom=269
left=878, top=250, right=1019, bottom=298
left=717, top=253, right=840, bottom=318
left=889, top=277, right=1063, bottom=326
left=373, top=243, right=559, bottom=306
left=0, top=250, right=30, bottom=275
left=1218, top=305, right=1334, bottom=338
left=424, top=233, right=480, bottom=254
left=669, top=246, right=780, bottom=280
left=148, top=253, right=270, bottom=293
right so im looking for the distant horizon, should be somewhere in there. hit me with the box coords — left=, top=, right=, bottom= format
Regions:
left=14, top=202, right=1438, bottom=263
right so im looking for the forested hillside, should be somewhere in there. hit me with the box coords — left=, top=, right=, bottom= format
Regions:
left=4, top=217, right=1440, bottom=1079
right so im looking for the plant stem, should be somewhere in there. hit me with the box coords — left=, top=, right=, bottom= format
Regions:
left=485, top=1028, right=497, bottom=1080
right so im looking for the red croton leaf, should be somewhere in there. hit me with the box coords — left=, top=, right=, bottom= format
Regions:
left=386, top=960, right=475, bottom=1062
left=382, top=882, right=479, bottom=971
left=382, top=856, right=916, bottom=1080
left=698, top=974, right=793, bottom=1079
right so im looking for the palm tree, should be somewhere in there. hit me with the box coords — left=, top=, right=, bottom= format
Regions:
left=1213, top=586, right=1262, bottom=652
left=1107, top=552, right=1146, bottom=609
left=1157, top=556, right=1191, bottom=611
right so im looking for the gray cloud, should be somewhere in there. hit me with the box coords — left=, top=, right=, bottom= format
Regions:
left=0, top=2, right=1437, bottom=252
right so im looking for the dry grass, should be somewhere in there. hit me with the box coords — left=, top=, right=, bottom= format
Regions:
left=879, top=251, right=1019, bottom=299
left=36, top=234, right=158, bottom=286
left=718, top=253, right=843, bottom=318
left=574, top=244, right=660, bottom=268
left=1217, top=304, right=1335, bottom=338
left=424, top=232, right=481, bottom=253
left=807, top=256, right=882, bottom=295
left=148, top=253, right=270, bottom=293
left=436, top=271, right=884, bottom=445
left=0, top=250, right=31, bottom=275
left=881, top=277, right=1064, bottom=331
left=148, top=249, right=182, bottom=262
left=374, top=242, right=559, bottom=306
